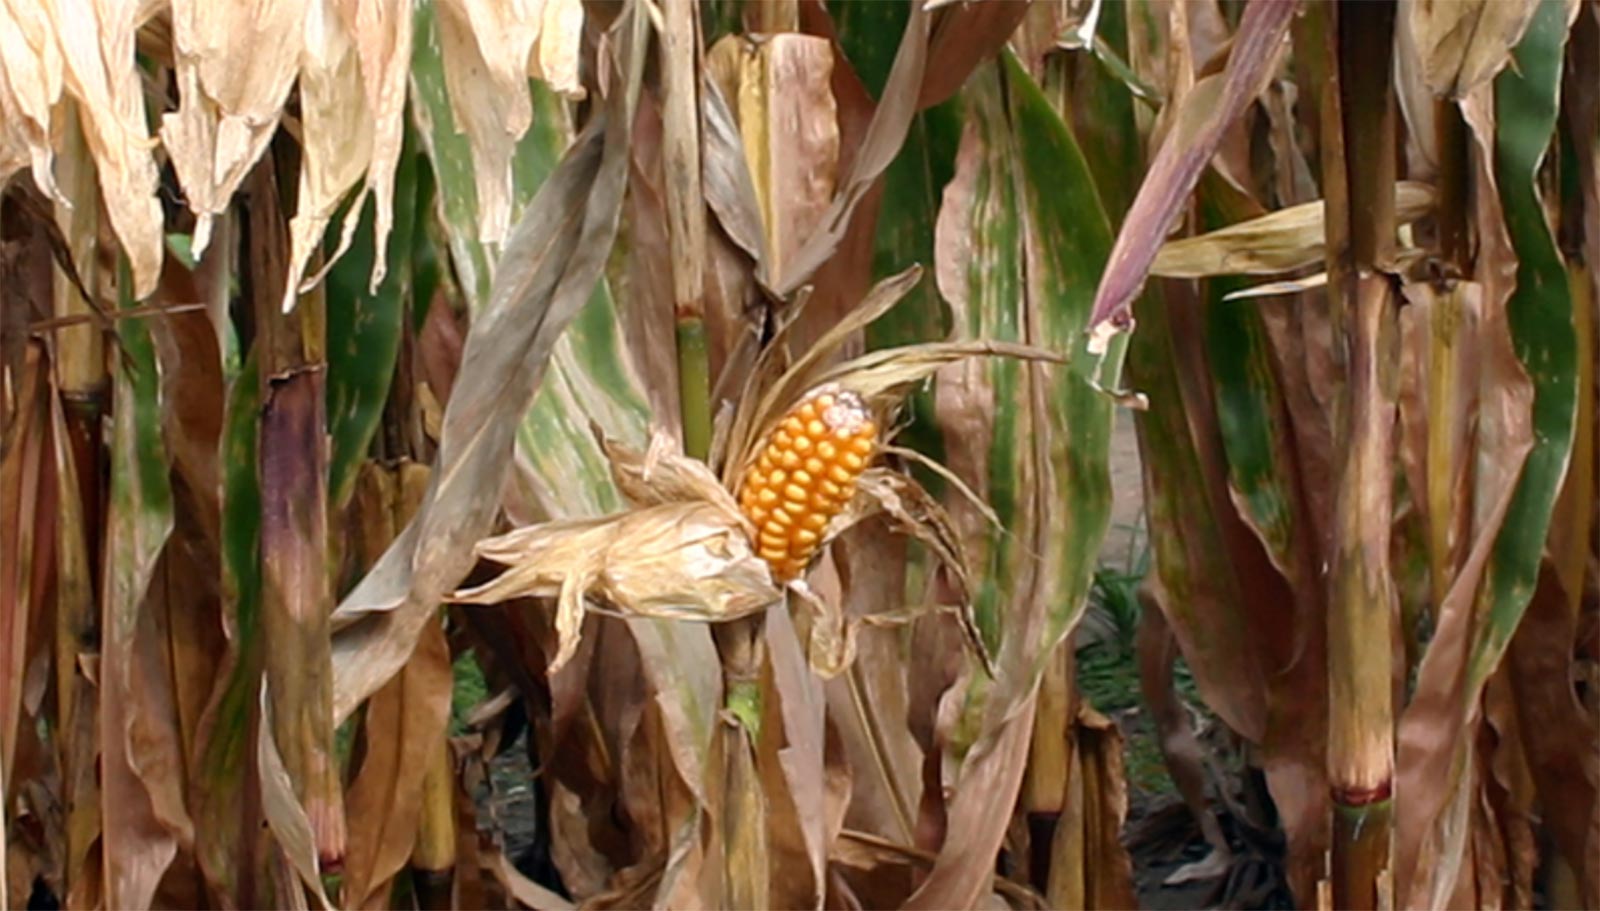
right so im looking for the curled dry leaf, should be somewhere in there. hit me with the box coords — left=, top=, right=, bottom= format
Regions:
left=828, top=467, right=994, bottom=678
left=451, top=500, right=782, bottom=674
left=1407, top=0, right=1540, bottom=100
left=338, top=0, right=413, bottom=293
left=433, top=0, right=586, bottom=245
left=285, top=0, right=374, bottom=312
left=0, top=0, right=64, bottom=199
left=1151, top=181, right=1437, bottom=278
left=160, top=0, right=306, bottom=257
left=48, top=0, right=165, bottom=297
left=1086, top=0, right=1298, bottom=350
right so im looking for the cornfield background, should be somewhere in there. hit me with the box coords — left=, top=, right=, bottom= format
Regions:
left=0, top=0, right=1596, bottom=908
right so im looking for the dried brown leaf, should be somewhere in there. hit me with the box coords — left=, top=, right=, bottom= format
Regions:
left=336, top=0, right=412, bottom=292
left=452, top=501, right=782, bottom=672
left=284, top=0, right=374, bottom=312
left=917, top=0, right=1033, bottom=110
left=160, top=0, right=306, bottom=257
left=1407, top=0, right=1539, bottom=100
left=764, top=2, right=930, bottom=297
left=902, top=691, right=1040, bottom=910
left=1151, top=181, right=1436, bottom=278
left=719, top=32, right=840, bottom=284
left=760, top=605, right=832, bottom=907
left=0, top=343, right=48, bottom=788
left=341, top=618, right=452, bottom=909
left=49, top=0, right=165, bottom=297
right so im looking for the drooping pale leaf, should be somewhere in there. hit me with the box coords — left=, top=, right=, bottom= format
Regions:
left=329, top=4, right=649, bottom=722
left=1407, top=0, right=1538, bottom=100
left=283, top=0, right=374, bottom=313
left=1151, top=181, right=1436, bottom=278
left=532, top=0, right=584, bottom=97
left=0, top=0, right=65, bottom=199
left=430, top=0, right=582, bottom=245
left=160, top=0, right=306, bottom=257
left=1087, top=0, right=1298, bottom=349
left=47, top=0, right=164, bottom=297
left=337, top=0, right=414, bottom=292
left=100, top=259, right=178, bottom=909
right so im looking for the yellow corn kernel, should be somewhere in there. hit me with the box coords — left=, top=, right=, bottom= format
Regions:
left=737, top=387, right=877, bottom=580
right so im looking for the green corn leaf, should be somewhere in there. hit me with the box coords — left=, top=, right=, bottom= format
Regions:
left=935, top=49, right=1124, bottom=733
left=1470, top=0, right=1578, bottom=682
left=325, top=122, right=426, bottom=511
left=1199, top=180, right=1303, bottom=580
left=191, top=352, right=267, bottom=907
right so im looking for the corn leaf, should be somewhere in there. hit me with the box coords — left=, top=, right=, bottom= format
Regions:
left=330, top=1, right=648, bottom=723
left=100, top=261, right=178, bottom=908
left=911, top=51, right=1124, bottom=909
left=1396, top=4, right=1581, bottom=903
left=325, top=124, right=426, bottom=511
left=1087, top=0, right=1298, bottom=347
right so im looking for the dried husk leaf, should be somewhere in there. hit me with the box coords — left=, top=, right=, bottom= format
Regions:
left=433, top=0, right=574, bottom=244
left=284, top=0, right=374, bottom=312
left=596, top=426, right=742, bottom=515
left=336, top=0, right=413, bottom=292
left=452, top=501, right=782, bottom=673
left=48, top=0, right=164, bottom=297
left=530, top=0, right=584, bottom=98
left=1151, top=181, right=1436, bottom=278
left=0, top=0, right=65, bottom=199
left=160, top=0, right=306, bottom=257
left=1407, top=0, right=1539, bottom=100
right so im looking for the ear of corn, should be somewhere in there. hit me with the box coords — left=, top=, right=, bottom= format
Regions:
left=738, top=386, right=878, bottom=580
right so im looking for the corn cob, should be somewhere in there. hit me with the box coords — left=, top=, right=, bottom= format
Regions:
left=738, top=387, right=877, bottom=580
